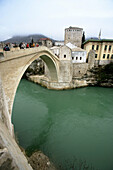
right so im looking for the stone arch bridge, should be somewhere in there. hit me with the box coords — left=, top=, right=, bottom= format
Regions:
left=0, top=46, right=72, bottom=134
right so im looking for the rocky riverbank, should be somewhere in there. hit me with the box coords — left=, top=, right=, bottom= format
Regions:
left=83, top=63, right=113, bottom=87
left=27, top=63, right=113, bottom=89
left=27, top=151, right=56, bottom=170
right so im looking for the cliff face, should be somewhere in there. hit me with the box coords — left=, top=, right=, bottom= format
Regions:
left=0, top=119, right=33, bottom=170
left=82, top=63, right=113, bottom=87
left=23, top=58, right=45, bottom=78
left=0, top=76, right=33, bottom=170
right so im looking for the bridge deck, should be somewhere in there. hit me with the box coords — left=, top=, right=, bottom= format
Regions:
left=0, top=46, right=59, bottom=63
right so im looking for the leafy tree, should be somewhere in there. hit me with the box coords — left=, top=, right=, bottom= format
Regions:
left=81, top=31, right=85, bottom=49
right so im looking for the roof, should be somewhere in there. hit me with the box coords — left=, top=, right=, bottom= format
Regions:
left=83, top=39, right=113, bottom=44
left=55, top=41, right=64, bottom=43
left=65, top=26, right=83, bottom=30
left=71, top=47, right=86, bottom=52
left=66, top=43, right=85, bottom=52
left=66, top=42, right=77, bottom=49
left=39, top=38, right=51, bottom=41
left=50, top=46, right=60, bottom=50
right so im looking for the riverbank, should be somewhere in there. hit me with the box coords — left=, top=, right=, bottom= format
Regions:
left=27, top=63, right=113, bottom=89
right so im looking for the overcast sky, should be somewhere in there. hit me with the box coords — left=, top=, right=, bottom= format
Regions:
left=0, top=0, right=113, bottom=41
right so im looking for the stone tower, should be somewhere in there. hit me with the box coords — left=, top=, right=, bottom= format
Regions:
left=64, top=26, right=83, bottom=47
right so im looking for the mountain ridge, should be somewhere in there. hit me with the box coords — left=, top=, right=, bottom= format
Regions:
left=3, top=34, right=55, bottom=44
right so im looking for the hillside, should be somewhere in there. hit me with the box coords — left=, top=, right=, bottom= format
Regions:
left=3, top=34, right=54, bottom=44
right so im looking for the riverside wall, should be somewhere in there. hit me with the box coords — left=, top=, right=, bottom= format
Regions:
left=0, top=77, right=33, bottom=170
left=28, top=75, right=88, bottom=90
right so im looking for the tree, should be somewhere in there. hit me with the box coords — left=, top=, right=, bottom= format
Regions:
left=81, top=31, right=85, bottom=49
left=31, top=38, right=34, bottom=44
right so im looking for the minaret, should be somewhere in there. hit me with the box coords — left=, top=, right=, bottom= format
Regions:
left=98, top=29, right=101, bottom=40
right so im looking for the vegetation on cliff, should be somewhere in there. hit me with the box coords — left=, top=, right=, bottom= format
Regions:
left=96, top=63, right=113, bottom=86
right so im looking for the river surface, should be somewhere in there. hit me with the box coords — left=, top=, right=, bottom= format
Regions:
left=12, top=79, right=113, bottom=170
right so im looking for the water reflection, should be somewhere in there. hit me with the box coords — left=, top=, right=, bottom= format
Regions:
left=12, top=79, right=113, bottom=170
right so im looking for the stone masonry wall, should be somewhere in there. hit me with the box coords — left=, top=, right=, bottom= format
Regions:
left=0, top=77, right=12, bottom=135
left=0, top=119, right=32, bottom=170
left=0, top=77, right=32, bottom=170
left=73, top=63, right=88, bottom=78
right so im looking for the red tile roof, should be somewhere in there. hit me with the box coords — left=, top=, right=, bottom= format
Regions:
left=39, top=38, right=51, bottom=41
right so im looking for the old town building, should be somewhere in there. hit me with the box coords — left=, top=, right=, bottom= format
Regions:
left=64, top=26, right=83, bottom=47
left=83, top=39, right=113, bottom=65
left=38, top=38, right=53, bottom=48
left=50, top=42, right=86, bottom=63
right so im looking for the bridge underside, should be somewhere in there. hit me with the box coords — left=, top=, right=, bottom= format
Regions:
left=0, top=48, right=59, bottom=116
left=0, top=47, right=74, bottom=136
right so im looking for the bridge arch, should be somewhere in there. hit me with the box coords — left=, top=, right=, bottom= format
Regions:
left=17, top=52, right=58, bottom=83
left=12, top=51, right=59, bottom=115
left=0, top=48, right=59, bottom=118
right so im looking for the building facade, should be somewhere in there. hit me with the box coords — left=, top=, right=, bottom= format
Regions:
left=50, top=43, right=87, bottom=63
left=64, top=26, right=83, bottom=47
left=50, top=46, right=60, bottom=57
left=83, top=39, right=113, bottom=65
left=38, top=38, right=53, bottom=48
left=54, top=41, right=64, bottom=46
left=71, top=48, right=86, bottom=63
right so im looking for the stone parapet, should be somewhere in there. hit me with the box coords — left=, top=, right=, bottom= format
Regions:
left=0, top=119, right=32, bottom=170
left=0, top=77, right=13, bottom=135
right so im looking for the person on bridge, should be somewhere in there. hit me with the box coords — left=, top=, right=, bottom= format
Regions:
left=3, top=44, right=10, bottom=51
left=36, top=43, right=39, bottom=47
left=19, top=42, right=26, bottom=49
left=26, top=43, right=29, bottom=48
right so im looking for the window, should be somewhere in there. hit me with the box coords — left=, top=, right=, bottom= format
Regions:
left=96, top=45, right=99, bottom=51
left=80, top=57, right=82, bottom=60
left=0, top=52, right=4, bottom=58
left=64, top=54, right=66, bottom=58
left=76, top=57, right=78, bottom=60
left=72, top=57, right=74, bottom=60
left=103, top=54, right=105, bottom=59
left=104, top=45, right=107, bottom=51
left=92, top=45, right=94, bottom=50
left=95, top=54, right=98, bottom=58
left=107, top=54, right=109, bottom=59
left=111, top=54, right=113, bottom=59
left=109, top=45, right=111, bottom=51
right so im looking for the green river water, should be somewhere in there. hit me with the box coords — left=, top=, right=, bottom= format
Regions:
left=12, top=79, right=113, bottom=170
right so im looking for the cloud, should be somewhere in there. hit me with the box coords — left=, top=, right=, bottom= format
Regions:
left=0, top=0, right=113, bottom=41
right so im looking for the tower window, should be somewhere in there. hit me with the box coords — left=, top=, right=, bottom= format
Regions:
left=76, top=57, right=78, bottom=60
left=96, top=45, right=99, bottom=51
left=104, top=45, right=107, bottom=51
left=80, top=57, right=82, bottom=60
left=64, top=54, right=66, bottom=58
left=111, top=54, right=113, bottom=59
left=72, top=57, right=74, bottom=60
left=103, top=54, right=105, bottom=59
left=109, top=45, right=111, bottom=51
left=95, top=54, right=98, bottom=58
left=107, top=54, right=109, bottom=59
left=92, top=45, right=94, bottom=50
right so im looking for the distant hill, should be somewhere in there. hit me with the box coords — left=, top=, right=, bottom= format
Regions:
left=3, top=34, right=55, bottom=44
left=86, top=37, right=99, bottom=40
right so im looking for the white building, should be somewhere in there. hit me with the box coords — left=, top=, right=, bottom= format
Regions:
left=71, top=47, right=87, bottom=63
left=65, top=43, right=87, bottom=63
left=59, top=45, right=71, bottom=60
left=50, top=42, right=87, bottom=63
left=54, top=41, right=64, bottom=46
left=50, top=46, right=60, bottom=57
